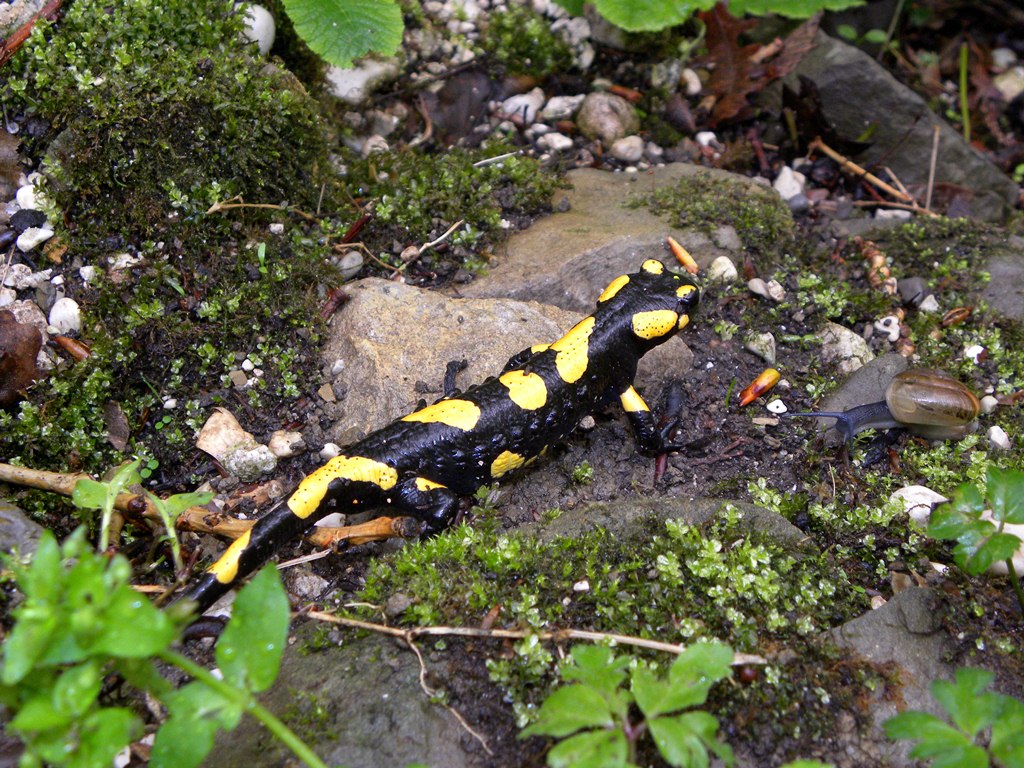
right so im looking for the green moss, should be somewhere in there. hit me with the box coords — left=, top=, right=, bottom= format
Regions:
left=280, top=690, right=337, bottom=745
left=346, top=143, right=562, bottom=272
left=5, top=0, right=332, bottom=247
left=478, top=6, right=574, bottom=78
left=634, top=172, right=795, bottom=259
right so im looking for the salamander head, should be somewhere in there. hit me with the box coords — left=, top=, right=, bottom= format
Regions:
left=596, top=258, right=700, bottom=346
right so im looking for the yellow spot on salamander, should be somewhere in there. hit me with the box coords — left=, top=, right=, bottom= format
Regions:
left=619, top=386, right=650, bottom=413
left=598, top=274, right=630, bottom=302
left=500, top=370, right=548, bottom=410
left=415, top=477, right=444, bottom=492
left=210, top=529, right=252, bottom=584
left=402, top=398, right=481, bottom=431
left=491, top=450, right=526, bottom=478
left=550, top=316, right=595, bottom=383
left=632, top=309, right=679, bottom=340
left=287, top=455, right=399, bottom=519
left=677, top=314, right=690, bottom=330
left=641, top=259, right=665, bottom=274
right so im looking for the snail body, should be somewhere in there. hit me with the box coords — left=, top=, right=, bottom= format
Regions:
left=786, top=369, right=979, bottom=443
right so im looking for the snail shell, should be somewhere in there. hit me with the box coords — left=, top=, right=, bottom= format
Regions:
left=885, top=369, right=979, bottom=439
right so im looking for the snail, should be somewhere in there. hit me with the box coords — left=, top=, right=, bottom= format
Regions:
left=785, top=369, right=980, bottom=443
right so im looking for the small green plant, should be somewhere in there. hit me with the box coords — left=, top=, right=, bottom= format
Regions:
left=883, top=667, right=1024, bottom=767
left=927, top=467, right=1024, bottom=613
left=0, top=530, right=323, bottom=768
left=520, top=642, right=734, bottom=768
left=571, top=460, right=594, bottom=485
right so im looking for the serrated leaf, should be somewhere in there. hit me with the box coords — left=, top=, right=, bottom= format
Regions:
left=989, top=467, right=1024, bottom=524
left=215, top=566, right=289, bottom=692
left=562, top=645, right=630, bottom=699
left=991, top=697, right=1024, bottom=768
left=932, top=669, right=999, bottom=736
left=520, top=684, right=615, bottom=738
left=592, top=0, right=711, bottom=32
left=883, top=710, right=955, bottom=742
left=546, top=728, right=627, bottom=768
left=281, top=0, right=403, bottom=70
left=928, top=503, right=973, bottom=540
left=964, top=533, right=1022, bottom=575
left=649, top=711, right=727, bottom=768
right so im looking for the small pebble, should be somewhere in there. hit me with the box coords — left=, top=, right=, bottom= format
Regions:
left=873, top=315, right=900, bottom=343
left=79, top=265, right=97, bottom=284
left=16, top=226, right=54, bottom=252
left=874, top=208, right=912, bottom=221
left=537, top=132, right=574, bottom=152
left=890, top=485, right=948, bottom=527
left=269, top=222, right=284, bottom=235
left=163, top=398, right=177, bottom=409
left=268, top=429, right=306, bottom=458
left=499, top=87, right=545, bottom=124
left=988, top=425, right=1010, bottom=451
left=575, top=92, right=639, bottom=145
left=241, top=358, right=255, bottom=371
left=609, top=135, right=644, bottom=163
left=361, top=134, right=389, bottom=156
left=540, top=94, right=585, bottom=121
left=681, top=67, right=702, bottom=96
left=241, top=3, right=275, bottom=55
left=897, top=276, right=929, bottom=306
left=48, top=297, right=81, bottom=334
left=229, top=369, right=249, bottom=388
left=980, top=395, right=998, bottom=415
left=318, top=382, right=336, bottom=402
left=695, top=131, right=718, bottom=147
left=15, top=184, right=41, bottom=210
left=744, top=331, right=776, bottom=365
left=319, top=442, right=342, bottom=460
left=766, top=399, right=787, bottom=414
left=964, top=344, right=985, bottom=363
left=3, top=264, right=52, bottom=290
left=992, top=47, right=1018, bottom=69
left=787, top=193, right=811, bottom=215
left=747, top=277, right=785, bottom=302
left=706, top=256, right=738, bottom=284
left=572, top=579, right=590, bottom=592
left=918, top=294, right=940, bottom=313
left=772, top=166, right=806, bottom=201
left=338, top=251, right=363, bottom=280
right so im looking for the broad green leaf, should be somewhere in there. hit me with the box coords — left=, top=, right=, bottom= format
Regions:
left=151, top=712, right=220, bottom=768
left=95, top=587, right=177, bottom=658
left=2, top=612, right=60, bottom=685
left=562, top=645, right=630, bottom=699
left=931, top=669, right=1000, bottom=736
left=952, top=483, right=986, bottom=516
left=51, top=661, right=103, bottom=718
left=923, top=745, right=988, bottom=768
left=520, top=684, right=615, bottom=738
left=72, top=707, right=140, bottom=768
left=71, top=477, right=114, bottom=512
left=281, top=0, right=403, bottom=70
left=553, top=0, right=585, bottom=15
left=991, top=696, right=1024, bottom=768
left=989, top=467, right=1024, bottom=524
left=159, top=491, right=215, bottom=520
left=11, top=690, right=73, bottom=731
left=883, top=711, right=961, bottom=744
left=632, top=642, right=733, bottom=716
left=165, top=680, right=243, bottom=731
left=927, top=503, right=975, bottom=541
left=964, top=533, right=1022, bottom=575
left=729, top=0, right=865, bottom=17
left=17, top=531, right=63, bottom=605
left=863, top=28, right=889, bottom=44
left=632, top=667, right=678, bottom=718
left=649, top=711, right=728, bottom=768
left=669, top=643, right=733, bottom=691
left=592, top=0, right=712, bottom=32
left=216, top=565, right=289, bottom=692
left=546, top=728, right=628, bottom=768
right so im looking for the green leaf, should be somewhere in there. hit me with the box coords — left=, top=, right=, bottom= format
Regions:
left=215, top=566, right=289, bottom=692
left=281, top=0, right=403, bottom=70
left=51, top=661, right=103, bottom=719
left=553, top=0, right=585, bottom=15
left=952, top=483, right=986, bottom=516
left=73, top=707, right=140, bottom=768
left=988, top=467, right=1024, bottom=524
left=991, top=696, right=1024, bottom=768
left=931, top=669, right=1000, bottom=737
left=520, top=684, right=615, bottom=739
left=964, top=533, right=1022, bottom=575
left=71, top=477, right=114, bottom=512
left=159, top=491, right=216, bottom=520
left=592, top=0, right=712, bottom=32
left=883, top=710, right=962, bottom=745
left=835, top=24, right=857, bottom=40
left=546, top=728, right=628, bottom=768
left=729, top=0, right=866, bottom=18
left=862, top=28, right=889, bottom=44
left=562, top=645, right=630, bottom=699
left=95, top=586, right=177, bottom=658
left=649, top=711, right=729, bottom=768
left=2, top=611, right=60, bottom=685
left=151, top=711, right=220, bottom=768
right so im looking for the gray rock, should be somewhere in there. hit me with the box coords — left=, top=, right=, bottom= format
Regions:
left=461, top=164, right=761, bottom=314
left=774, top=31, right=1017, bottom=221
left=819, top=321, right=873, bottom=375
left=980, top=237, right=1024, bottom=320
left=575, top=92, right=639, bottom=145
left=0, top=499, right=44, bottom=560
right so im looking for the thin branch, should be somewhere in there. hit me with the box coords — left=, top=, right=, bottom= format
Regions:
left=809, top=137, right=916, bottom=205
left=205, top=196, right=319, bottom=222
left=305, top=611, right=768, bottom=666
left=926, top=125, right=940, bottom=212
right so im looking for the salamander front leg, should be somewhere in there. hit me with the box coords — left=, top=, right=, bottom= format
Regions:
left=394, top=476, right=460, bottom=533
left=619, top=385, right=685, bottom=454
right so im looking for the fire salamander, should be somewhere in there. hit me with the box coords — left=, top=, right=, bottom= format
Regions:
left=182, top=259, right=700, bottom=612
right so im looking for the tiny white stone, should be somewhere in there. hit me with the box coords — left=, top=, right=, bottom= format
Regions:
left=681, top=67, right=702, bottom=96
left=319, top=442, right=342, bottom=460
left=268, top=429, right=306, bottom=458
left=109, top=252, right=142, bottom=270
left=610, top=135, right=644, bottom=163
left=988, top=425, right=1011, bottom=451
left=766, top=399, right=787, bottom=414
left=873, top=315, right=901, bottom=343
left=241, top=358, right=255, bottom=371
left=500, top=87, right=545, bottom=124
left=0, top=288, right=14, bottom=307
left=772, top=166, right=806, bottom=201
left=707, top=256, right=738, bottom=284
left=695, top=131, right=718, bottom=147
left=51, top=275, right=64, bottom=287
left=16, top=227, right=54, bottom=252
left=163, top=398, right=177, bottom=409
left=269, top=222, right=285, bottom=235
left=540, top=94, right=585, bottom=121
left=572, top=579, right=590, bottom=592
left=48, top=297, right=81, bottom=334
left=980, top=395, right=999, bottom=415
left=330, top=358, right=345, bottom=376
left=3, top=264, right=52, bottom=289
left=918, top=294, right=940, bottom=313
left=16, top=184, right=39, bottom=210
left=361, top=134, right=389, bottom=156
left=890, top=485, right=948, bottom=527
left=537, top=132, right=574, bottom=152
left=79, top=265, right=97, bottom=284
left=874, top=208, right=912, bottom=220
left=315, top=512, right=346, bottom=528
left=765, top=279, right=786, bottom=302
left=964, top=344, right=985, bottom=363
left=241, top=3, right=275, bottom=55
left=992, top=47, right=1018, bottom=69
left=748, top=277, right=785, bottom=302
left=744, top=331, right=776, bottom=365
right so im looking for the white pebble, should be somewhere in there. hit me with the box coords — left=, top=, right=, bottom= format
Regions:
left=79, top=265, right=97, bottom=284
left=992, top=47, right=1018, bottom=69
left=0, top=288, right=14, bottom=307
left=572, top=579, right=590, bottom=592
left=269, top=222, right=284, bottom=235
left=48, top=297, right=81, bottom=334
left=890, top=485, right=948, bottom=527
left=163, top=398, right=177, bottom=409
left=766, top=399, right=787, bottom=414
left=772, top=166, right=806, bottom=201
left=873, top=315, right=900, bottom=343
left=3, top=264, right=52, bottom=289
left=268, top=429, right=306, bottom=458
left=500, top=87, right=545, bottom=124
left=319, top=442, right=342, bottom=460
left=16, top=226, right=54, bottom=252
left=695, top=131, right=718, bottom=147
left=537, top=132, right=574, bottom=152
left=241, top=3, right=275, bottom=55
left=241, top=358, right=255, bottom=371
left=988, top=425, right=1011, bottom=451
left=744, top=331, right=776, bottom=365
left=707, top=256, right=738, bottom=284
left=874, top=208, right=912, bottom=220
left=325, top=59, right=400, bottom=105
left=16, top=184, right=40, bottom=210
left=541, top=94, right=585, bottom=121
left=980, top=395, right=999, bottom=415
left=609, top=135, right=644, bottom=163
left=918, top=294, right=940, bottom=313
left=964, top=344, right=985, bottom=363
left=748, top=277, right=785, bottom=302
left=681, top=68, right=702, bottom=96
left=361, top=134, right=389, bottom=156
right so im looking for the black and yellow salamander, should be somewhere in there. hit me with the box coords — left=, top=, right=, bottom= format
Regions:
left=182, top=259, right=700, bottom=612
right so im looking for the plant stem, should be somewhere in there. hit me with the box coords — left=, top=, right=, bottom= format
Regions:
left=1006, top=561, right=1024, bottom=615
left=161, top=650, right=330, bottom=768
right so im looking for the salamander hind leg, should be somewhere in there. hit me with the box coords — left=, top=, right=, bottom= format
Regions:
left=395, top=476, right=460, bottom=533
left=619, top=385, right=686, bottom=454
